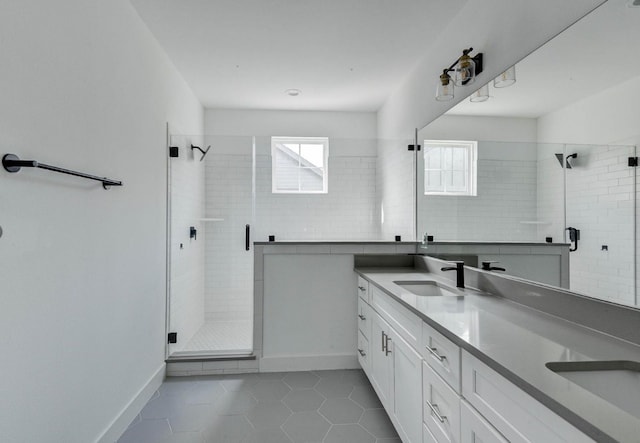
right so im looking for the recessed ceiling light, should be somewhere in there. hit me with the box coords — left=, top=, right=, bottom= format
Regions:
left=628, top=0, right=640, bottom=7
left=285, top=89, right=301, bottom=97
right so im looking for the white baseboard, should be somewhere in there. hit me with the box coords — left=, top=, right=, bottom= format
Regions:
left=96, top=363, right=166, bottom=443
left=259, top=353, right=358, bottom=372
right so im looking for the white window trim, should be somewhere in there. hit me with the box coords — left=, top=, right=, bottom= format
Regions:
left=423, top=139, right=477, bottom=196
left=271, top=136, right=329, bottom=194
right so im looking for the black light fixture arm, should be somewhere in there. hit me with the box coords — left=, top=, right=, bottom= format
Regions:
left=443, top=47, right=484, bottom=77
left=2, top=153, right=122, bottom=190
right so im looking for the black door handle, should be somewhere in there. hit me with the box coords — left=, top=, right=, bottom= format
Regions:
left=245, top=224, right=250, bottom=251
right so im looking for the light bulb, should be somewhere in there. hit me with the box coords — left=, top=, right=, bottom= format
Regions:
left=436, top=70, right=454, bottom=101
left=453, top=52, right=476, bottom=87
left=494, top=66, right=516, bottom=88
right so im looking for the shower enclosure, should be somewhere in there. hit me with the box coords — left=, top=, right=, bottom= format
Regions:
left=166, top=134, right=255, bottom=357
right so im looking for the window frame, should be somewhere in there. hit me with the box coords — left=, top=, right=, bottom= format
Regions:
left=423, top=139, right=478, bottom=196
left=271, top=136, right=329, bottom=194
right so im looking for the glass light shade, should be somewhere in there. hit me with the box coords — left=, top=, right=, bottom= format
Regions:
left=453, top=54, right=476, bottom=87
left=494, top=65, right=516, bottom=88
left=436, top=72, right=454, bottom=101
left=470, top=84, right=490, bottom=102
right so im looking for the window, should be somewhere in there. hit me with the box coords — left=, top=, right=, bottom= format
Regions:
left=423, top=140, right=477, bottom=196
left=272, top=136, right=328, bottom=193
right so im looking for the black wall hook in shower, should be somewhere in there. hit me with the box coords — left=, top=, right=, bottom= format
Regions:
left=191, top=144, right=211, bottom=162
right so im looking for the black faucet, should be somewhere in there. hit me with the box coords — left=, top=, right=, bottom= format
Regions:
left=441, top=261, right=465, bottom=288
left=481, top=261, right=506, bottom=272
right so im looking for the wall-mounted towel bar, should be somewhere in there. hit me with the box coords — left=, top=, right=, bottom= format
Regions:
left=2, top=153, right=122, bottom=190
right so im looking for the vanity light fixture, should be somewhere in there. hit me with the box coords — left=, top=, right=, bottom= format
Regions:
left=436, top=48, right=483, bottom=101
left=469, top=83, right=490, bottom=102
left=436, top=70, right=455, bottom=101
left=494, top=65, right=516, bottom=88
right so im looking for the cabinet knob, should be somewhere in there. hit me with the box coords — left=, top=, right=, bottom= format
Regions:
left=358, top=314, right=366, bottom=320
left=358, top=286, right=366, bottom=291
left=357, top=349, right=366, bottom=357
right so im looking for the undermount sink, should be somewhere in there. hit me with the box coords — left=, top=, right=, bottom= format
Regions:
left=393, top=280, right=463, bottom=297
left=546, top=360, right=640, bottom=419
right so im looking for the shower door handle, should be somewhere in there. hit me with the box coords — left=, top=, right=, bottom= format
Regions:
left=245, top=224, right=250, bottom=251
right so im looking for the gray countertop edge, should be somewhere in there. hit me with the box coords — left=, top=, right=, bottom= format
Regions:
left=254, top=241, right=570, bottom=246
left=355, top=267, right=618, bottom=443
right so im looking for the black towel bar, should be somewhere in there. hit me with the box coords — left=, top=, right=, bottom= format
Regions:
left=2, top=153, right=122, bottom=190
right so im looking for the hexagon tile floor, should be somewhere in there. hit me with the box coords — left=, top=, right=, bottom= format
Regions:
left=118, top=369, right=401, bottom=443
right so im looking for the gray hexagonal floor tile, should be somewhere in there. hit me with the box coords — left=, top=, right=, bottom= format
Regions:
left=340, top=370, right=370, bottom=386
left=118, top=418, right=172, bottom=443
left=282, top=411, right=331, bottom=443
left=186, top=380, right=225, bottom=405
left=319, top=397, right=364, bottom=424
left=203, top=415, right=252, bottom=443
left=283, top=371, right=320, bottom=389
left=350, top=386, right=383, bottom=409
left=323, top=424, right=376, bottom=443
left=219, top=374, right=260, bottom=392
left=242, top=428, right=294, bottom=443
left=249, top=380, right=291, bottom=402
left=140, top=394, right=187, bottom=419
left=312, top=370, right=348, bottom=381
left=167, top=403, right=214, bottom=433
left=314, top=378, right=355, bottom=398
left=159, top=431, right=205, bottom=443
left=245, top=400, right=292, bottom=429
left=212, top=391, right=257, bottom=415
left=359, top=408, right=398, bottom=438
left=282, top=389, right=326, bottom=412
left=257, top=371, right=288, bottom=380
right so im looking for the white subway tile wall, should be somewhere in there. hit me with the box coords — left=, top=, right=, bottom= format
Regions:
left=168, top=135, right=206, bottom=354
left=254, top=154, right=380, bottom=241
left=418, top=158, right=538, bottom=242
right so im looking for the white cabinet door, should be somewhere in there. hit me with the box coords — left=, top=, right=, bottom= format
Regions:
left=460, top=400, right=508, bottom=443
left=392, top=329, right=423, bottom=443
left=423, top=362, right=461, bottom=443
left=370, top=311, right=394, bottom=410
left=357, top=330, right=370, bottom=373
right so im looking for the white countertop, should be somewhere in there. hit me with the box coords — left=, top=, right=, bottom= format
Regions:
left=356, top=268, right=640, bottom=443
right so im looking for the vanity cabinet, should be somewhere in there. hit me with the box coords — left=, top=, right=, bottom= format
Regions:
left=356, top=273, right=594, bottom=443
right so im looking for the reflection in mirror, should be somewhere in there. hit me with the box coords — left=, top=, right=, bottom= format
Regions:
left=417, top=0, right=639, bottom=307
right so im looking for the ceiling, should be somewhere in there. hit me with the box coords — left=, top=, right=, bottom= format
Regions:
left=447, top=0, right=640, bottom=118
left=130, top=0, right=468, bottom=112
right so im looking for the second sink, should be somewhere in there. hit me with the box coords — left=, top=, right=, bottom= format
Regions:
left=394, top=280, right=463, bottom=297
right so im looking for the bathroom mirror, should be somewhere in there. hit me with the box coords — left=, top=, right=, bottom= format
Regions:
left=416, top=0, right=639, bottom=307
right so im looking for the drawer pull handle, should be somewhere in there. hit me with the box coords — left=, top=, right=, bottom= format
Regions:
left=358, top=349, right=366, bottom=357
left=426, top=346, right=447, bottom=362
left=358, top=286, right=366, bottom=291
left=426, top=401, right=447, bottom=423
left=358, top=314, right=366, bottom=320
left=385, top=335, right=392, bottom=356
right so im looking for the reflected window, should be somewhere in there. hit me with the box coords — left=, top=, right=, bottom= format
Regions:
left=423, top=140, right=477, bottom=196
left=272, top=136, right=329, bottom=193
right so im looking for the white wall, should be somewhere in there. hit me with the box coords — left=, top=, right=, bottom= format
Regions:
left=537, top=75, right=640, bottom=306
left=0, top=2, right=203, bottom=442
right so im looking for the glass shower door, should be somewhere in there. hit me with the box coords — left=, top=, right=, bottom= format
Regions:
left=564, top=143, right=636, bottom=306
left=167, top=134, right=254, bottom=357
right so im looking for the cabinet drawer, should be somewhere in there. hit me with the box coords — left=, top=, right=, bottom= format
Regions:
left=357, top=276, right=370, bottom=303
left=461, top=351, right=593, bottom=443
left=357, top=296, right=371, bottom=339
left=422, top=321, right=461, bottom=393
left=460, top=400, right=507, bottom=443
left=423, top=362, right=460, bottom=443
left=357, top=330, right=369, bottom=372
left=372, top=286, right=421, bottom=349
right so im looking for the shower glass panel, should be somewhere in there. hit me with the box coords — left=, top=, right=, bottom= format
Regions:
left=167, top=134, right=254, bottom=357
left=416, top=139, right=565, bottom=243
left=564, top=143, right=636, bottom=306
